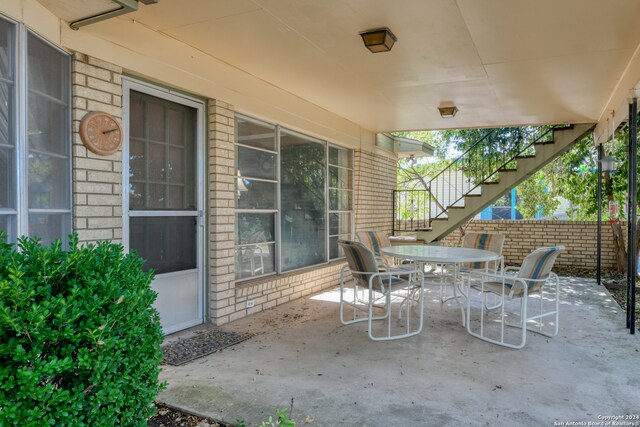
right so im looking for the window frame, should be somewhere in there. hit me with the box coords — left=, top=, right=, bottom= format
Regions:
left=327, top=144, right=354, bottom=261
left=234, top=115, right=279, bottom=281
left=0, top=15, right=17, bottom=240
left=0, top=14, right=72, bottom=245
left=234, top=113, right=354, bottom=282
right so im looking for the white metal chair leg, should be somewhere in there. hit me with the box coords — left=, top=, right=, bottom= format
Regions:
left=468, top=271, right=561, bottom=349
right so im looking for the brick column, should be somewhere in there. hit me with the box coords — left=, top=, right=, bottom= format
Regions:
left=207, top=100, right=236, bottom=325
left=354, top=150, right=396, bottom=234
left=71, top=53, right=123, bottom=245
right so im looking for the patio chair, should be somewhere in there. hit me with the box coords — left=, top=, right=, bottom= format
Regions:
left=236, top=230, right=269, bottom=277
left=460, top=232, right=505, bottom=273
left=460, top=232, right=506, bottom=308
left=439, top=232, right=506, bottom=306
left=338, top=240, right=425, bottom=341
left=356, top=230, right=415, bottom=272
left=465, top=246, right=565, bottom=349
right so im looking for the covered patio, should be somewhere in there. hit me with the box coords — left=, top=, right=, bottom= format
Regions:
left=159, top=276, right=639, bottom=426
left=2, top=1, right=640, bottom=424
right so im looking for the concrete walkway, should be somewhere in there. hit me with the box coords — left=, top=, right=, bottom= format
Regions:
left=159, top=277, right=640, bottom=426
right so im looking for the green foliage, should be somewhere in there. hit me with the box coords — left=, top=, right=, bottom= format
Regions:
left=236, top=408, right=295, bottom=427
left=396, top=126, right=556, bottom=219
left=0, top=233, right=164, bottom=426
left=516, top=170, right=561, bottom=219
left=548, top=135, right=600, bottom=220
left=541, top=129, right=630, bottom=221
left=258, top=408, right=295, bottom=427
left=397, top=157, right=450, bottom=189
left=396, top=124, right=638, bottom=222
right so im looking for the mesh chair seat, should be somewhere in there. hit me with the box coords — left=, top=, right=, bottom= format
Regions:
left=338, top=239, right=425, bottom=341
left=466, top=246, right=565, bottom=349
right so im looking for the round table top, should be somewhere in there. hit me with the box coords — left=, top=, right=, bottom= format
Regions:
left=381, top=245, right=499, bottom=263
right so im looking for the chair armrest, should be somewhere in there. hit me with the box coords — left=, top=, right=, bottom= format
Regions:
left=371, top=269, right=424, bottom=290
left=372, top=269, right=423, bottom=278
left=468, top=270, right=516, bottom=281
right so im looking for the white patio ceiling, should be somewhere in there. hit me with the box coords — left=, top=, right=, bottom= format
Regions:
left=39, top=0, right=640, bottom=138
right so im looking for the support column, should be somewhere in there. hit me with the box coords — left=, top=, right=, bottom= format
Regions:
left=597, top=144, right=603, bottom=287
left=207, top=100, right=236, bottom=325
left=354, top=150, right=396, bottom=235
left=627, top=98, right=637, bottom=334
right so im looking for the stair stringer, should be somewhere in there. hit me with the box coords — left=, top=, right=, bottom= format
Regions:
left=417, top=123, right=595, bottom=243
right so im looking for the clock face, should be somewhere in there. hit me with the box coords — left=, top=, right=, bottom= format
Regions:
left=79, top=111, right=123, bottom=156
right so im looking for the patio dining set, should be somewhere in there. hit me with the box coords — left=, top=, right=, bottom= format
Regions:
left=338, top=231, right=565, bottom=349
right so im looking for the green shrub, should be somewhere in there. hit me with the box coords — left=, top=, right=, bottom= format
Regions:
left=0, top=234, right=164, bottom=426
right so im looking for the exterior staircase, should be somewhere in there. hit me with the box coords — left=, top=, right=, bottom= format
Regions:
left=393, top=123, right=595, bottom=243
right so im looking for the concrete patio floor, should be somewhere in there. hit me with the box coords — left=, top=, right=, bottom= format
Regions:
left=159, top=277, right=640, bottom=426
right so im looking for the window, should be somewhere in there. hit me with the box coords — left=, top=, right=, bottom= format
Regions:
left=280, top=130, right=326, bottom=271
left=234, top=114, right=353, bottom=281
left=0, top=18, right=16, bottom=240
left=235, top=116, right=277, bottom=280
left=328, top=146, right=353, bottom=259
left=0, top=16, right=71, bottom=245
left=127, top=90, right=199, bottom=274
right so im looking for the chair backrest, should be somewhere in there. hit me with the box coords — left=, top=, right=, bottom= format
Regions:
left=461, top=232, right=505, bottom=269
left=517, top=246, right=565, bottom=292
left=339, top=240, right=383, bottom=291
left=248, top=230, right=265, bottom=244
left=356, top=230, right=391, bottom=257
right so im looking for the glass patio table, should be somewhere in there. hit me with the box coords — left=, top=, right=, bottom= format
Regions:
left=381, top=245, right=501, bottom=325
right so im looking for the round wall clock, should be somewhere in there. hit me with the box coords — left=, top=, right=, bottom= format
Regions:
left=79, top=111, right=123, bottom=156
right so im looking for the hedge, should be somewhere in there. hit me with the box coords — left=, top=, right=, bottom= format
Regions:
left=0, top=234, right=164, bottom=426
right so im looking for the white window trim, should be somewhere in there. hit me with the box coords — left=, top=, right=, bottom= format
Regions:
left=1, top=15, right=72, bottom=243
left=234, top=113, right=355, bottom=282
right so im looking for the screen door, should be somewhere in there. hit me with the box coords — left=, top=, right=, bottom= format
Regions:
left=123, top=80, right=204, bottom=334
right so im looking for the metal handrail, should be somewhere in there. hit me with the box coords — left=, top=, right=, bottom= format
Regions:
left=426, top=128, right=497, bottom=186
left=394, top=125, right=561, bottom=233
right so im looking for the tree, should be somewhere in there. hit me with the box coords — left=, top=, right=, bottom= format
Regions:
left=516, top=170, right=560, bottom=219
left=396, top=124, right=639, bottom=273
left=395, top=126, right=561, bottom=218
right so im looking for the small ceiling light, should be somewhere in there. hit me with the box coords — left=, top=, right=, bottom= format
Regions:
left=360, top=28, right=397, bottom=53
left=438, top=106, right=458, bottom=118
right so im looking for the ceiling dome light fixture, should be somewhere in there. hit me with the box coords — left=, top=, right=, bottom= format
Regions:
left=438, top=106, right=458, bottom=118
left=359, top=28, right=397, bottom=53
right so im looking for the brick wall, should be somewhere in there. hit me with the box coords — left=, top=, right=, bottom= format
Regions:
left=234, top=262, right=343, bottom=321
left=354, top=150, right=396, bottom=235
left=68, top=55, right=399, bottom=327
left=207, top=100, right=237, bottom=324
left=71, top=53, right=123, bottom=245
left=211, top=144, right=396, bottom=325
left=439, top=220, right=621, bottom=270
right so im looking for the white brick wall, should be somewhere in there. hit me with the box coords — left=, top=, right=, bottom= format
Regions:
left=72, top=53, right=123, bottom=245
